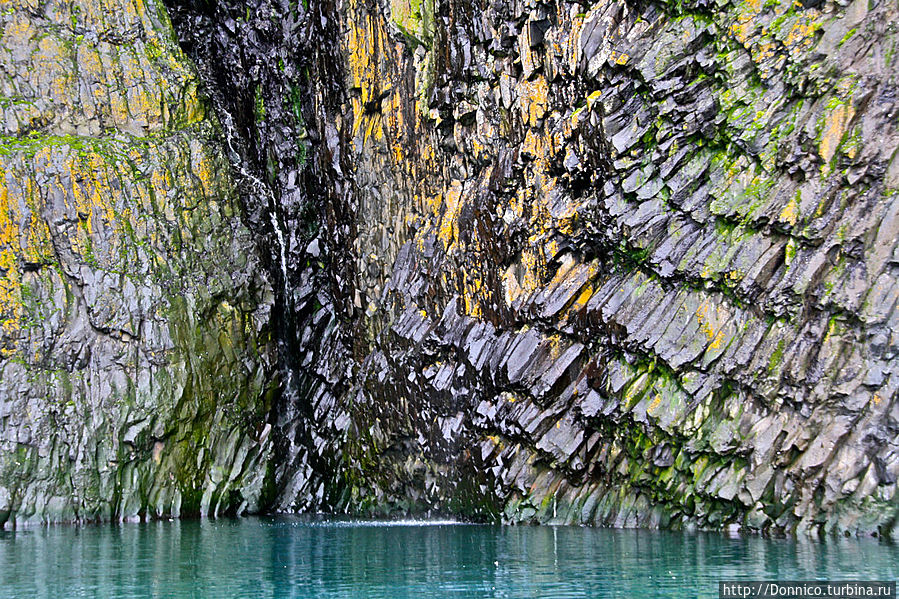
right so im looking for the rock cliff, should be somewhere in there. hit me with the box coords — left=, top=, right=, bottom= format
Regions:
left=2, top=0, right=898, bottom=537
left=0, top=0, right=277, bottom=525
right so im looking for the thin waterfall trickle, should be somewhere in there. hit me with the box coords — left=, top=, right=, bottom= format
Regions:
left=164, top=0, right=350, bottom=514
left=218, top=109, right=291, bottom=297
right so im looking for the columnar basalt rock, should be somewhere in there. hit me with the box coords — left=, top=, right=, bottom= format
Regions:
left=326, top=0, right=899, bottom=536
left=172, top=0, right=898, bottom=536
left=0, top=0, right=277, bottom=526
left=3, top=0, right=898, bottom=537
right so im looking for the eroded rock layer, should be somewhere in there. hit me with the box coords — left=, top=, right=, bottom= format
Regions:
left=0, top=0, right=277, bottom=525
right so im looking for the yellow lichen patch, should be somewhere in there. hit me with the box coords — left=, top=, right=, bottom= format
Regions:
left=78, top=44, right=112, bottom=120
left=558, top=263, right=600, bottom=320
left=609, top=50, right=629, bottom=65
left=730, top=12, right=757, bottom=45
left=120, top=46, right=158, bottom=127
left=345, top=5, right=386, bottom=143
left=778, top=191, right=801, bottom=227
left=382, top=91, right=406, bottom=162
left=708, top=329, right=726, bottom=351
left=500, top=126, right=573, bottom=303
left=436, top=179, right=464, bottom=249
left=3, top=12, right=36, bottom=53
left=544, top=334, right=564, bottom=363
left=784, top=13, right=822, bottom=52
left=554, top=198, right=580, bottom=237
left=150, top=163, right=174, bottom=209
left=462, top=266, right=485, bottom=318
left=818, top=103, right=856, bottom=165
left=0, top=248, right=21, bottom=341
left=190, top=142, right=218, bottom=199
left=751, top=41, right=781, bottom=80
left=69, top=150, right=117, bottom=238
left=368, top=111, right=385, bottom=142
left=519, top=246, right=546, bottom=296
left=33, top=35, right=70, bottom=103
left=544, top=239, right=560, bottom=263
left=518, top=76, right=549, bottom=128
left=521, top=128, right=544, bottom=160
left=0, top=167, right=22, bottom=343
left=131, top=0, right=154, bottom=34
left=568, top=284, right=594, bottom=313
left=695, top=299, right=729, bottom=350
left=77, top=42, right=106, bottom=86
left=647, top=393, right=662, bottom=416
left=22, top=178, right=52, bottom=267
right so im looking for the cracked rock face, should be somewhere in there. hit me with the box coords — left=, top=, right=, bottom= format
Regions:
left=167, top=0, right=899, bottom=537
left=3, top=0, right=898, bottom=537
left=333, top=0, right=899, bottom=536
left=0, top=0, right=277, bottom=526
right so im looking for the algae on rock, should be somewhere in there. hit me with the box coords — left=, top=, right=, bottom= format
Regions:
left=0, top=0, right=277, bottom=526
left=167, top=0, right=899, bottom=537
left=3, top=0, right=899, bottom=539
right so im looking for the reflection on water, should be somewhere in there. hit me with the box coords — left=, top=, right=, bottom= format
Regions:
left=1, top=517, right=896, bottom=598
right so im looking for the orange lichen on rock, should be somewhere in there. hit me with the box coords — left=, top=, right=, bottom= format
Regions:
left=436, top=179, right=464, bottom=249
left=695, top=299, right=730, bottom=352
left=818, top=103, right=856, bottom=165
left=784, top=13, right=823, bottom=52
left=518, top=77, right=549, bottom=128
left=0, top=167, right=23, bottom=344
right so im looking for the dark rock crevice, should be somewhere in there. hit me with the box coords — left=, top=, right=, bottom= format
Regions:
left=163, top=0, right=364, bottom=511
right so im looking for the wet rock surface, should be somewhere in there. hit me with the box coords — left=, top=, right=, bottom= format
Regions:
left=165, top=0, right=899, bottom=536
left=0, top=0, right=277, bottom=525
left=2, top=0, right=898, bottom=537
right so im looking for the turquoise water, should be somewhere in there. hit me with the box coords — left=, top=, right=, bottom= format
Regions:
left=1, top=517, right=896, bottom=598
